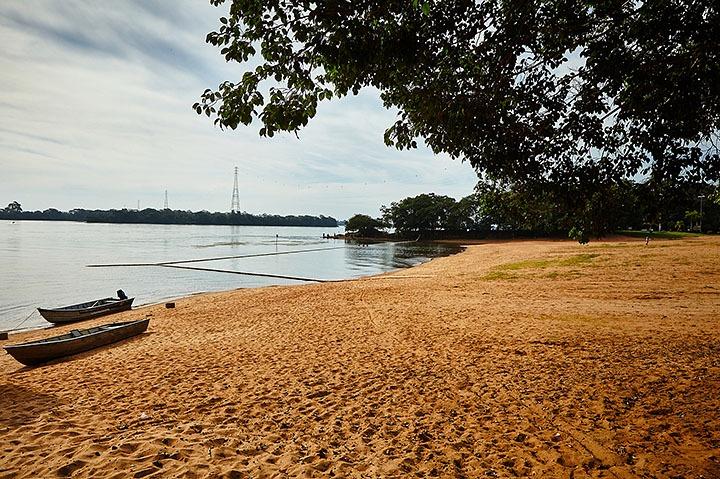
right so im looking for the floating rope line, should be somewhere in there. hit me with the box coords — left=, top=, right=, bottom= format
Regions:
left=84, top=239, right=426, bottom=283
left=159, top=264, right=335, bottom=283
left=6, top=309, right=37, bottom=332
left=86, top=245, right=347, bottom=268
left=161, top=245, right=347, bottom=265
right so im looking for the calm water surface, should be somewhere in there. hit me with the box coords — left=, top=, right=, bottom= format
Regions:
left=0, top=221, right=460, bottom=331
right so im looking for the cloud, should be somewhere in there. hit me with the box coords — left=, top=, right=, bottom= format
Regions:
left=0, top=1, right=477, bottom=219
left=1, top=1, right=214, bottom=75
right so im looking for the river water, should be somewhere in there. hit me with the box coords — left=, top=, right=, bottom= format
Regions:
left=0, top=221, right=460, bottom=332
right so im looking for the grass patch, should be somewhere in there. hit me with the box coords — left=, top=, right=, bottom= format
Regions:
left=497, top=254, right=599, bottom=271
left=618, top=230, right=701, bottom=239
left=559, top=253, right=599, bottom=266
left=483, top=254, right=600, bottom=281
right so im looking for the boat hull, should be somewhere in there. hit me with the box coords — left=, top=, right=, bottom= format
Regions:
left=4, top=319, right=150, bottom=366
left=38, top=298, right=134, bottom=324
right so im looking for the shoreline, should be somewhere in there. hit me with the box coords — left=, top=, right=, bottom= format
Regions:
left=0, top=232, right=695, bottom=339
left=1, top=243, right=461, bottom=339
left=2, top=236, right=718, bottom=478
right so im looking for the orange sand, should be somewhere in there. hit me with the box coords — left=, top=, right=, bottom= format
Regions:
left=1, top=237, right=719, bottom=478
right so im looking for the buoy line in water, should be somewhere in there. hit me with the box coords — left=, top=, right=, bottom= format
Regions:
left=85, top=238, right=426, bottom=268
left=4, top=309, right=37, bottom=333
left=84, top=239, right=425, bottom=283
left=86, top=245, right=348, bottom=268
left=159, top=264, right=337, bottom=283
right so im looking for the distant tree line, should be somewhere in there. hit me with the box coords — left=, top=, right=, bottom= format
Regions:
left=346, top=181, right=719, bottom=240
left=0, top=203, right=337, bottom=227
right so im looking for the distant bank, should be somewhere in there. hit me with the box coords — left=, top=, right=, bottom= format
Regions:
left=0, top=208, right=338, bottom=227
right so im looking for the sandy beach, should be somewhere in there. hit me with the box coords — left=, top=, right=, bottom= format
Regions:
left=1, top=236, right=719, bottom=478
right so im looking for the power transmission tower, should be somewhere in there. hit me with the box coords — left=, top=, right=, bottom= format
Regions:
left=164, top=190, right=169, bottom=210
left=231, top=166, right=240, bottom=213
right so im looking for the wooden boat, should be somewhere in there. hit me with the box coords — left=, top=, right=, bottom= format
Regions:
left=38, top=296, right=134, bottom=324
left=4, top=319, right=150, bottom=366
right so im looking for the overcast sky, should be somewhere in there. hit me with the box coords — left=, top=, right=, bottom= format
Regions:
left=0, top=1, right=478, bottom=219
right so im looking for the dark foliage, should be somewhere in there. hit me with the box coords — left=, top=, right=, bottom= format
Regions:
left=0, top=207, right=337, bottom=227
left=381, top=193, right=457, bottom=236
left=4, top=201, right=22, bottom=212
left=379, top=181, right=719, bottom=238
left=345, top=214, right=386, bottom=237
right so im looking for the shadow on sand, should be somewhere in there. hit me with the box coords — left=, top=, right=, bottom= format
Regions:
left=0, top=383, right=61, bottom=427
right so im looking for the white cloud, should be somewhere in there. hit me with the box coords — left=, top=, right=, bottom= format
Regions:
left=0, top=1, right=478, bottom=219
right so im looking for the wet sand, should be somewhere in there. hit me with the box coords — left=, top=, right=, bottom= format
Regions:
left=1, top=236, right=719, bottom=478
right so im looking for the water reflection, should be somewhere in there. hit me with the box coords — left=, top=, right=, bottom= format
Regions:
left=344, top=241, right=462, bottom=271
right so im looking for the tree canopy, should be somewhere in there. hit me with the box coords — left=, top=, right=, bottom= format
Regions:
left=381, top=193, right=457, bottom=236
left=4, top=201, right=22, bottom=212
left=197, top=1, right=720, bottom=196
left=345, top=214, right=386, bottom=237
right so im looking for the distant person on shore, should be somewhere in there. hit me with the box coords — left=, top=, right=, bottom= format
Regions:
left=645, top=236, right=650, bottom=246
